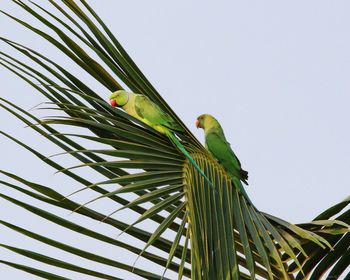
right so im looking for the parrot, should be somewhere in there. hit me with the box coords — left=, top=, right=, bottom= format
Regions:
left=196, top=114, right=248, bottom=184
left=196, top=114, right=252, bottom=203
left=109, top=90, right=214, bottom=188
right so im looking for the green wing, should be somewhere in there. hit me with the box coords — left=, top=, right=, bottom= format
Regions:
left=134, top=95, right=213, bottom=187
left=134, top=95, right=183, bottom=132
left=206, top=131, right=242, bottom=173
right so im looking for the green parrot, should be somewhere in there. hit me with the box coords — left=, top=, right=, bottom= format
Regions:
left=109, top=90, right=213, bottom=187
left=196, top=114, right=248, bottom=184
left=196, top=114, right=252, bottom=203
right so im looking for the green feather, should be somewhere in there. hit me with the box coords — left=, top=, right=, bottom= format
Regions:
left=206, top=130, right=248, bottom=185
left=166, top=132, right=214, bottom=189
left=134, top=95, right=183, bottom=132
left=197, top=114, right=251, bottom=200
left=232, top=177, right=253, bottom=205
left=197, top=114, right=248, bottom=185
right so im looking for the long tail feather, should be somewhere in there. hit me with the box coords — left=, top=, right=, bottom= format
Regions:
left=232, top=177, right=253, bottom=206
left=166, top=132, right=214, bottom=189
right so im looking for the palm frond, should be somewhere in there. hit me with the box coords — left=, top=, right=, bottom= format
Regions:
left=1, top=1, right=349, bottom=279
left=291, top=196, right=350, bottom=279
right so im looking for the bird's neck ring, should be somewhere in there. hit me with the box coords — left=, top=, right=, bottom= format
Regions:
left=121, top=92, right=130, bottom=107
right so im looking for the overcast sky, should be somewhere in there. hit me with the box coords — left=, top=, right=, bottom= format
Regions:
left=1, top=1, right=349, bottom=279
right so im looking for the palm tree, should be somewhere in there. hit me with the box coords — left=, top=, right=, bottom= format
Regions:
left=0, top=1, right=349, bottom=279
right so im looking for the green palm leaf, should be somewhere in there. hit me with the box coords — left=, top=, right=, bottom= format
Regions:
left=1, top=1, right=349, bottom=279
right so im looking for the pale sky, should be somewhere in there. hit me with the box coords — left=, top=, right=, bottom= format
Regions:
left=1, top=1, right=349, bottom=279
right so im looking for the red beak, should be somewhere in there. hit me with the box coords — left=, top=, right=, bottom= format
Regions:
left=110, top=99, right=117, bottom=107
left=195, top=119, right=200, bottom=129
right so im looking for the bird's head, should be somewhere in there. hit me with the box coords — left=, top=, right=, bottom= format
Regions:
left=196, top=114, right=217, bottom=130
left=109, top=90, right=129, bottom=107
